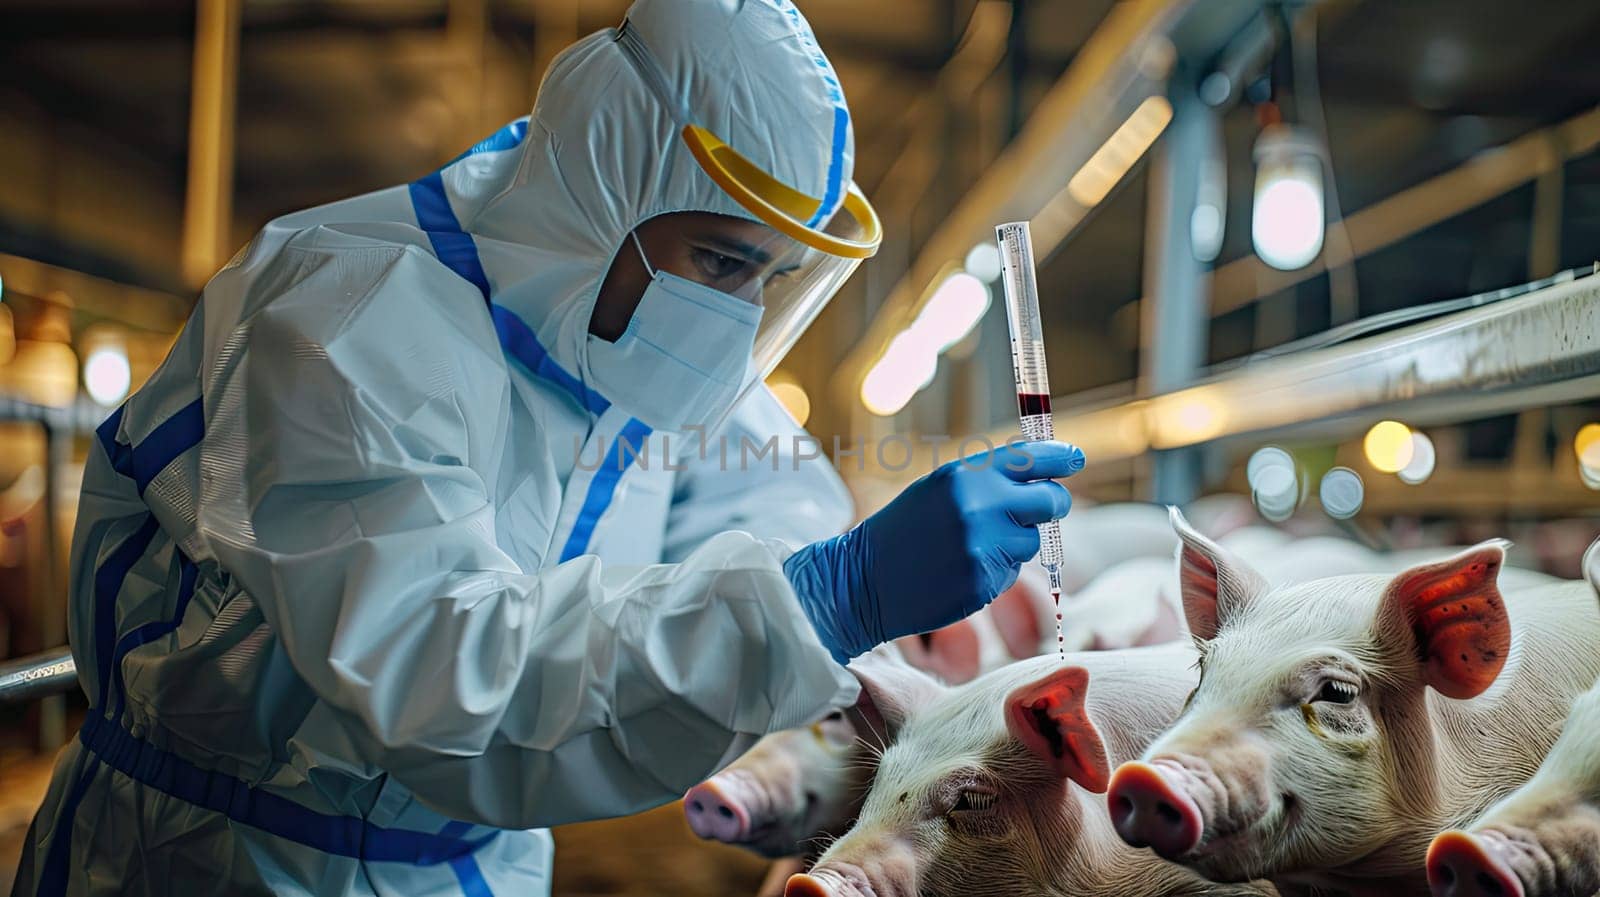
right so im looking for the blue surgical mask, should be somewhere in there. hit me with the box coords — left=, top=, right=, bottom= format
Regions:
left=582, top=233, right=764, bottom=432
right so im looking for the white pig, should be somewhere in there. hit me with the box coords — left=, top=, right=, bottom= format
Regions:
left=786, top=646, right=1274, bottom=896
left=1108, top=509, right=1600, bottom=895
left=1055, top=502, right=1181, bottom=593
left=683, top=708, right=865, bottom=859
left=1426, top=536, right=1600, bottom=897
left=684, top=609, right=1029, bottom=861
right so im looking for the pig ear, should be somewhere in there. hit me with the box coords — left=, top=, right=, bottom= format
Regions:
left=894, top=620, right=982, bottom=685
left=1169, top=507, right=1269, bottom=641
left=1004, top=666, right=1110, bottom=793
left=1380, top=541, right=1511, bottom=700
left=845, top=649, right=944, bottom=744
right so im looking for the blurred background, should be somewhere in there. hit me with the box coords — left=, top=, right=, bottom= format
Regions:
left=1, top=0, right=1597, bottom=894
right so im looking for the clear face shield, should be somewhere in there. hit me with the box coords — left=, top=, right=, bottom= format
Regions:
left=679, top=124, right=882, bottom=426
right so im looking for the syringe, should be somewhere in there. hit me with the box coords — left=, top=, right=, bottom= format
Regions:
left=994, top=220, right=1068, bottom=658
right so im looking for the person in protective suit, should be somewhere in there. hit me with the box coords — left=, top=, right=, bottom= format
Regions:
left=11, top=1, right=1081, bottom=894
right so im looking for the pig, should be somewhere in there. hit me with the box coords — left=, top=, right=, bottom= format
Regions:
left=1108, top=509, right=1600, bottom=895
left=683, top=606, right=1031, bottom=860
left=1057, top=556, right=1188, bottom=652
left=686, top=578, right=1069, bottom=863
left=1060, top=532, right=1389, bottom=655
left=1426, top=537, right=1600, bottom=897
left=683, top=521, right=1409, bottom=865
left=894, top=586, right=1035, bottom=684
left=683, top=707, right=867, bottom=859
left=1055, top=501, right=1181, bottom=593
left=785, top=646, right=1274, bottom=896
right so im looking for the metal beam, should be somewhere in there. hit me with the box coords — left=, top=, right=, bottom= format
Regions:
left=845, top=270, right=1600, bottom=495
left=833, top=0, right=1261, bottom=403
left=0, top=648, right=78, bottom=705
left=1209, top=104, right=1600, bottom=318
left=1140, top=80, right=1218, bottom=504
left=180, top=0, right=242, bottom=290
left=0, top=252, right=190, bottom=334
left=1033, top=271, right=1600, bottom=468
left=34, top=427, right=69, bottom=748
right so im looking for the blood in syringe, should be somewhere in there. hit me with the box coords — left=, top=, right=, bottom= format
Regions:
left=1017, top=393, right=1052, bottom=417
left=1054, top=592, right=1065, bottom=659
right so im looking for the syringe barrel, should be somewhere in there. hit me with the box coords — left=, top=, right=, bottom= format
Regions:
left=996, top=220, right=1065, bottom=573
left=995, top=221, right=1052, bottom=399
left=1038, top=519, right=1065, bottom=573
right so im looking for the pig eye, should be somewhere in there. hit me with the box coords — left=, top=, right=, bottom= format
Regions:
left=950, top=789, right=998, bottom=813
left=1314, top=680, right=1359, bottom=705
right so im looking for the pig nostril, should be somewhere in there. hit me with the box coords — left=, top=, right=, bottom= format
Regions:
left=1155, top=801, right=1181, bottom=826
left=1476, top=871, right=1505, bottom=895
left=1114, top=795, right=1133, bottom=816
left=717, top=805, right=735, bottom=820
left=689, top=800, right=704, bottom=814
left=1436, top=864, right=1456, bottom=888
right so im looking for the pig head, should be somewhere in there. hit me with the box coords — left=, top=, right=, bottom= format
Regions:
left=1109, top=508, right=1600, bottom=894
left=683, top=707, right=867, bottom=858
left=789, top=646, right=1270, bottom=896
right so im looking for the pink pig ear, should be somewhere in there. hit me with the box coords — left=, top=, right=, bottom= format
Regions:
left=894, top=619, right=981, bottom=685
left=1004, top=666, right=1110, bottom=793
left=1169, top=507, right=1270, bottom=641
left=1382, top=541, right=1511, bottom=700
left=846, top=649, right=945, bottom=745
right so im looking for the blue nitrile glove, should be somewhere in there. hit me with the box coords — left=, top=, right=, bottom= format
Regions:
left=784, top=441, right=1085, bottom=664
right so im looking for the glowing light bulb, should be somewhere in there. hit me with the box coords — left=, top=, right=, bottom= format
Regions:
left=1248, top=446, right=1300, bottom=521
left=1320, top=468, right=1365, bottom=519
left=767, top=378, right=811, bottom=427
left=1398, top=432, right=1436, bottom=485
left=910, top=272, right=990, bottom=353
left=1252, top=125, right=1326, bottom=271
left=861, top=332, right=938, bottom=417
left=1363, top=420, right=1415, bottom=474
left=84, top=346, right=132, bottom=406
left=1577, top=423, right=1600, bottom=466
left=963, top=242, right=1002, bottom=284
left=1578, top=423, right=1600, bottom=489
left=10, top=341, right=78, bottom=407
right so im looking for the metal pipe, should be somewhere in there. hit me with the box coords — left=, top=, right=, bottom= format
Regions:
left=1139, top=80, right=1216, bottom=504
left=180, top=0, right=242, bottom=290
left=834, top=0, right=1260, bottom=398
left=849, top=270, right=1600, bottom=491
left=35, top=423, right=69, bottom=748
left=0, top=647, right=78, bottom=705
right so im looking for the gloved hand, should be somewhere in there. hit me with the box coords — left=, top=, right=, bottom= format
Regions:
left=784, top=441, right=1084, bottom=664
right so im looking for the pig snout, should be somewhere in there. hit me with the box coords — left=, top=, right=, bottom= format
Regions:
left=785, top=869, right=861, bottom=897
left=1427, top=831, right=1526, bottom=897
left=1107, top=761, right=1204, bottom=858
left=787, top=863, right=910, bottom=897
left=683, top=776, right=759, bottom=842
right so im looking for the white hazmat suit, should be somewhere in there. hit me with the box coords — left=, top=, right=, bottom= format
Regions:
left=13, top=1, right=868, bottom=894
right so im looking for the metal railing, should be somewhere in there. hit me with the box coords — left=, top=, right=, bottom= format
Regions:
left=0, top=648, right=78, bottom=705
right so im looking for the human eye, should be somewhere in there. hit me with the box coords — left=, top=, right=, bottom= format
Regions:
left=691, top=247, right=749, bottom=281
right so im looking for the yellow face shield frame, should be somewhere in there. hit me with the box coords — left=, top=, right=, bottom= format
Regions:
left=666, top=123, right=883, bottom=435
left=681, top=124, right=882, bottom=261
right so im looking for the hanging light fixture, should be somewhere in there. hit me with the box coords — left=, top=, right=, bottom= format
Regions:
left=1252, top=123, right=1326, bottom=270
